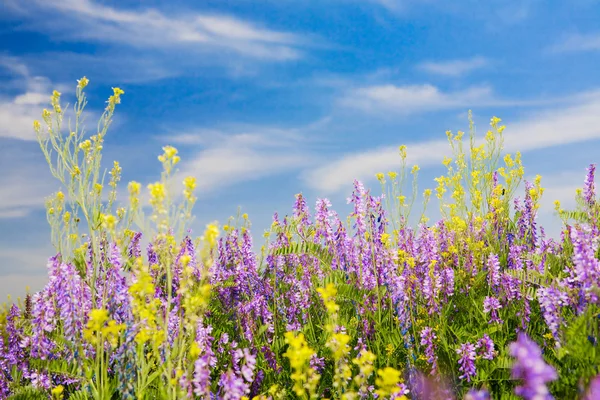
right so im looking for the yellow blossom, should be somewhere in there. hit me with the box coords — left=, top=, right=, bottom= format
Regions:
left=77, top=76, right=89, bottom=89
left=375, top=367, right=403, bottom=397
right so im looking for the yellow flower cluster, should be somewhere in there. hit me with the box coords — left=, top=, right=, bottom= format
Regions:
left=317, top=283, right=339, bottom=314
left=183, top=176, right=197, bottom=202
left=129, top=263, right=165, bottom=345
left=83, top=309, right=125, bottom=347
left=106, top=87, right=124, bottom=113
left=375, top=367, right=406, bottom=398
left=284, top=331, right=320, bottom=398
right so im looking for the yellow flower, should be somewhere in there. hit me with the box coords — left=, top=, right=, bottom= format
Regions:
left=51, top=385, right=64, bottom=400
left=284, top=331, right=320, bottom=398
left=183, top=176, right=197, bottom=201
left=411, top=165, right=420, bottom=174
left=101, top=214, right=117, bottom=231
left=77, top=76, right=89, bottom=89
left=375, top=367, right=403, bottom=397
left=376, top=172, right=385, bottom=183
left=317, top=283, right=339, bottom=314
left=398, top=145, right=407, bottom=159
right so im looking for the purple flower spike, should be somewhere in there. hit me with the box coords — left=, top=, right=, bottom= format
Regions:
left=584, top=164, right=596, bottom=206
left=465, top=388, right=490, bottom=400
left=457, top=342, right=477, bottom=382
left=584, top=374, right=600, bottom=400
left=420, top=327, right=438, bottom=374
left=509, top=333, right=557, bottom=400
left=483, top=296, right=503, bottom=324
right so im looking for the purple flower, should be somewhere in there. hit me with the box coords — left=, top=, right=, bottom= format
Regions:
left=487, top=253, right=501, bottom=289
left=476, top=334, right=496, bottom=360
left=584, top=164, right=596, bottom=206
left=240, top=348, right=256, bottom=383
left=218, top=369, right=249, bottom=400
left=457, top=342, right=477, bottom=382
left=537, top=287, right=569, bottom=346
left=509, top=333, right=557, bottom=400
left=420, top=327, right=438, bottom=374
left=465, top=388, right=490, bottom=400
left=584, top=374, right=600, bottom=400
left=483, top=296, right=503, bottom=324
left=310, top=354, right=325, bottom=373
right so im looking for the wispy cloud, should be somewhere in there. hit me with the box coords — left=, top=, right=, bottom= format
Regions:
left=8, top=0, right=310, bottom=62
left=305, top=90, right=600, bottom=194
left=338, top=80, right=573, bottom=116
left=0, top=56, right=60, bottom=141
left=339, top=83, right=495, bottom=114
left=156, top=120, right=329, bottom=196
left=418, top=57, right=488, bottom=77
left=549, top=32, right=600, bottom=53
left=0, top=139, right=59, bottom=218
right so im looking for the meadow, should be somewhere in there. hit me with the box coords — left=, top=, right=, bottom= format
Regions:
left=1, top=78, right=599, bottom=399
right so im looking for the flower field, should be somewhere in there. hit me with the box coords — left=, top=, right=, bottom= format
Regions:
left=1, top=79, right=600, bottom=399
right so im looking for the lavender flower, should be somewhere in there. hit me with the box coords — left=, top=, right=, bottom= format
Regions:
left=483, top=296, right=503, bottom=324
left=509, top=333, right=557, bottom=400
left=465, top=388, right=490, bottom=400
left=583, top=374, right=600, bottom=400
left=218, top=369, right=249, bottom=400
left=420, top=327, right=438, bottom=374
left=457, top=342, right=477, bottom=382
left=476, top=334, right=495, bottom=360
left=537, top=287, right=569, bottom=346
left=584, top=164, right=596, bottom=206
left=487, top=253, right=501, bottom=289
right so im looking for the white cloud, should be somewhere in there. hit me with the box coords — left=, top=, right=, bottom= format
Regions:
left=339, top=83, right=494, bottom=114
left=12, top=0, right=308, bottom=62
left=549, top=32, right=600, bottom=53
left=158, top=121, right=328, bottom=197
left=418, top=57, right=488, bottom=76
left=305, top=91, right=600, bottom=194
left=0, top=57, right=68, bottom=141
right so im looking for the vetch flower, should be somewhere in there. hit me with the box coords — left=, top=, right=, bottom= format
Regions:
left=483, top=296, right=503, bottom=324
left=509, top=333, right=557, bottom=400
left=457, top=342, right=477, bottom=382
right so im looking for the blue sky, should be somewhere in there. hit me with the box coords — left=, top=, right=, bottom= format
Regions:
left=1, top=0, right=600, bottom=301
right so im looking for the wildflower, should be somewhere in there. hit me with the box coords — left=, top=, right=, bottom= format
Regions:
left=77, top=76, right=89, bottom=89
left=584, top=374, right=600, bottom=400
left=420, top=327, right=438, bottom=374
left=476, top=334, right=496, bottom=360
left=509, top=333, right=557, bottom=400
left=537, top=287, right=569, bottom=346
left=352, top=350, right=376, bottom=396
left=457, top=342, right=477, bottom=382
left=399, top=145, right=407, bottom=159
left=584, top=164, right=596, bottom=206
left=317, top=283, right=339, bottom=314
left=375, top=367, right=403, bottom=398
left=218, top=369, right=248, bottom=400
left=483, top=296, right=503, bottom=324
left=284, top=331, right=320, bottom=398
left=465, top=388, right=490, bottom=400
left=51, top=385, right=64, bottom=400
left=183, top=176, right=197, bottom=201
